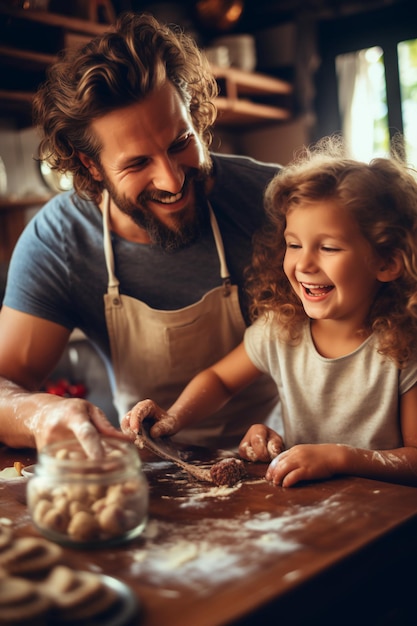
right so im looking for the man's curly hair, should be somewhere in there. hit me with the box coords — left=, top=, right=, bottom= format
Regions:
left=33, top=12, right=218, bottom=203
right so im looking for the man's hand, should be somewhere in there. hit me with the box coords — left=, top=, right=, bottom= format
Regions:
left=28, top=393, right=127, bottom=458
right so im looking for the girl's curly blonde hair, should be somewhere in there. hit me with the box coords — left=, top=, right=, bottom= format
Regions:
left=33, top=12, right=218, bottom=204
left=245, top=137, right=417, bottom=368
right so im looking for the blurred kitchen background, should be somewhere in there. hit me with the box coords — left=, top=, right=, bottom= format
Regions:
left=0, top=0, right=416, bottom=421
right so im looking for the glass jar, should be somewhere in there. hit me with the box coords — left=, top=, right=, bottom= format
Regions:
left=27, top=438, right=148, bottom=548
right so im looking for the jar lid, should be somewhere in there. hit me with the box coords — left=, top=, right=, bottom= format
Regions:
left=36, top=438, right=142, bottom=478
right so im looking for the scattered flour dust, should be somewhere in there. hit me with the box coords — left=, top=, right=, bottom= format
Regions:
left=133, top=460, right=359, bottom=594
left=129, top=495, right=348, bottom=594
left=130, top=513, right=296, bottom=593
left=162, top=482, right=243, bottom=504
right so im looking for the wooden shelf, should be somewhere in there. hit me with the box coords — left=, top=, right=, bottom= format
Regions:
left=0, top=44, right=55, bottom=69
left=0, top=4, right=293, bottom=128
left=0, top=5, right=108, bottom=123
left=215, top=98, right=291, bottom=125
left=0, top=89, right=33, bottom=106
left=0, top=4, right=108, bottom=35
left=212, top=65, right=293, bottom=97
left=213, top=64, right=292, bottom=126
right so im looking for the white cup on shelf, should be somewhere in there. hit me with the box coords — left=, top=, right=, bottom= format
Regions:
left=212, top=34, right=257, bottom=72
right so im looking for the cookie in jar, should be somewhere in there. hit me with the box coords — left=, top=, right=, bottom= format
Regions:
left=27, top=438, right=148, bottom=547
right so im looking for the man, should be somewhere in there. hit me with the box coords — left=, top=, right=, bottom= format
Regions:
left=0, top=12, right=280, bottom=456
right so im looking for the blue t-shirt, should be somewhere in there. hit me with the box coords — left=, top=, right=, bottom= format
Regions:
left=4, top=153, right=279, bottom=370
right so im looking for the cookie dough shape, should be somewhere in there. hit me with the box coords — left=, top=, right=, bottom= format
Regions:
left=0, top=575, right=51, bottom=623
left=40, top=565, right=119, bottom=621
left=0, top=537, right=62, bottom=575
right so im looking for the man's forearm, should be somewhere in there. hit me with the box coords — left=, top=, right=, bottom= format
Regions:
left=0, top=377, right=37, bottom=449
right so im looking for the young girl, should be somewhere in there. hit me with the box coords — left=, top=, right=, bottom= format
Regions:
left=122, top=138, right=417, bottom=488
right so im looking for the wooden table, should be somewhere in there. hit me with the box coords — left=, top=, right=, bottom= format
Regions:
left=1, top=443, right=417, bottom=626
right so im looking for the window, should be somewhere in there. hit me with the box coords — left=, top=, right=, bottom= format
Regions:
left=336, top=40, right=417, bottom=164
left=314, top=1, right=417, bottom=164
left=336, top=46, right=389, bottom=160
left=398, top=39, right=417, bottom=166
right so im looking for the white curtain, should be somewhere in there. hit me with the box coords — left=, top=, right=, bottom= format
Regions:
left=336, top=50, right=379, bottom=161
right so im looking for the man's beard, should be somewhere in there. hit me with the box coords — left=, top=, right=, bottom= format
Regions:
left=101, top=166, right=212, bottom=252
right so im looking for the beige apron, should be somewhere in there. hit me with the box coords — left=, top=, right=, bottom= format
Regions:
left=103, top=191, right=280, bottom=446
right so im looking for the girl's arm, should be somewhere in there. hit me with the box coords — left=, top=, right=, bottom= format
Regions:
left=121, top=342, right=263, bottom=439
left=266, top=383, right=417, bottom=488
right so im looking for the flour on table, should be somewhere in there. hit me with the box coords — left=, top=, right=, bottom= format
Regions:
left=159, top=541, right=199, bottom=569
left=136, top=459, right=358, bottom=594
left=167, top=482, right=243, bottom=504
left=283, top=570, right=301, bottom=583
left=128, top=489, right=358, bottom=595
left=130, top=510, right=301, bottom=593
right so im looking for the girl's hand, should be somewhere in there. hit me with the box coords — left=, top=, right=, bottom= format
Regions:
left=266, top=443, right=343, bottom=487
left=239, top=424, right=284, bottom=462
left=121, top=399, right=179, bottom=439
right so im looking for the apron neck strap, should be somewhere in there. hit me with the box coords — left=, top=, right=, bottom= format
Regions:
left=208, top=203, right=231, bottom=295
left=103, top=189, right=120, bottom=292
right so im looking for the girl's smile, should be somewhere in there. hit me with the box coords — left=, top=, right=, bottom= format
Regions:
left=301, top=282, right=335, bottom=299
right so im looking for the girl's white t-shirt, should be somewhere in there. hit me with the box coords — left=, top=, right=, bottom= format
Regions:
left=244, top=316, right=417, bottom=450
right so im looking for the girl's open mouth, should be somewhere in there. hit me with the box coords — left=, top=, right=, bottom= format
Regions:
left=302, top=283, right=334, bottom=297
